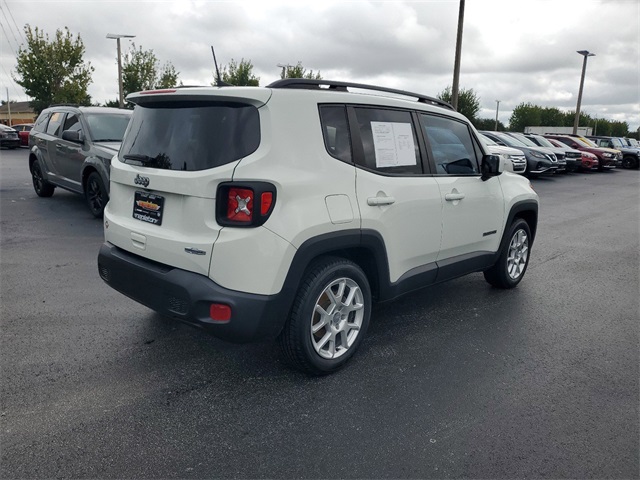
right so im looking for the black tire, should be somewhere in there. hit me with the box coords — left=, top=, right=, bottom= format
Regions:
left=484, top=218, right=532, bottom=289
left=85, top=171, right=108, bottom=218
left=30, top=161, right=55, bottom=197
left=278, top=257, right=372, bottom=375
left=621, top=156, right=639, bottom=170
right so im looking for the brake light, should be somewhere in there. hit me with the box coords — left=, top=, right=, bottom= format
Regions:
left=227, top=188, right=254, bottom=223
left=216, top=182, right=277, bottom=228
left=140, top=89, right=177, bottom=95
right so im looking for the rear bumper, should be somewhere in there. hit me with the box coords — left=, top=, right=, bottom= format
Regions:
left=97, top=243, right=289, bottom=343
left=1, top=138, right=20, bottom=148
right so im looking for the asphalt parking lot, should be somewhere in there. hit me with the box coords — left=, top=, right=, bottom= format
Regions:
left=1, top=147, right=638, bottom=479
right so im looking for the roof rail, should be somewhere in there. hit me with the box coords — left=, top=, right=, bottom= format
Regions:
left=267, top=79, right=455, bottom=111
left=47, top=103, right=81, bottom=108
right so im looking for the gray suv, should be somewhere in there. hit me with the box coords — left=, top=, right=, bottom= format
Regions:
left=28, top=106, right=132, bottom=217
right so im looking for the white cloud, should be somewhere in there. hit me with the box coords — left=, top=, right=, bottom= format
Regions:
left=1, top=0, right=638, bottom=130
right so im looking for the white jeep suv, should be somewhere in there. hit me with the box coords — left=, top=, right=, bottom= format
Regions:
left=98, top=79, right=539, bottom=374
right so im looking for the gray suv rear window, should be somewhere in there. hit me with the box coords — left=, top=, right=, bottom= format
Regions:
left=119, top=102, right=260, bottom=171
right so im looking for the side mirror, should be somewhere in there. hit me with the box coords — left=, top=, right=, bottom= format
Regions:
left=481, top=154, right=502, bottom=181
left=62, top=130, right=84, bottom=144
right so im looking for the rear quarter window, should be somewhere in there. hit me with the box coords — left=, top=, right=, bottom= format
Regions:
left=32, top=112, right=51, bottom=133
left=120, top=102, right=260, bottom=171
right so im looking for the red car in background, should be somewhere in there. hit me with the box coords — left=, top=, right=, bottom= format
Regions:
left=547, top=138, right=599, bottom=171
left=544, top=133, right=620, bottom=171
left=11, top=123, right=34, bottom=147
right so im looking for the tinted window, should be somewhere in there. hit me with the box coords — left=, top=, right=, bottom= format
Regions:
left=45, top=112, right=64, bottom=136
left=63, top=114, right=81, bottom=133
left=84, top=113, right=130, bottom=142
left=33, top=113, right=50, bottom=133
left=120, top=102, right=260, bottom=171
left=353, top=107, right=422, bottom=174
left=421, top=114, right=480, bottom=175
left=319, top=105, right=352, bottom=163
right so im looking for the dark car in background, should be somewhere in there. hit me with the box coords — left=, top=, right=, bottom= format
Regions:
left=505, top=132, right=567, bottom=173
left=544, top=134, right=620, bottom=171
left=481, top=130, right=559, bottom=176
left=0, top=124, right=20, bottom=149
left=11, top=123, right=34, bottom=147
left=586, top=136, right=639, bottom=169
left=524, top=133, right=581, bottom=172
left=28, top=106, right=132, bottom=217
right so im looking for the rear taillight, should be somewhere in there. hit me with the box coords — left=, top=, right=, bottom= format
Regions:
left=226, top=188, right=254, bottom=223
left=210, top=304, right=231, bottom=323
left=216, top=182, right=276, bottom=227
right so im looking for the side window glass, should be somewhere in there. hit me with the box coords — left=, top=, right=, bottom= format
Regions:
left=353, top=107, right=422, bottom=175
left=63, top=113, right=81, bottom=133
left=33, top=113, right=51, bottom=133
left=319, top=105, right=352, bottom=163
left=45, top=112, right=64, bottom=136
left=420, top=114, right=479, bottom=175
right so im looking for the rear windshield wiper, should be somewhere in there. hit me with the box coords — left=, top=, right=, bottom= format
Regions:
left=123, top=153, right=155, bottom=164
left=95, top=138, right=122, bottom=142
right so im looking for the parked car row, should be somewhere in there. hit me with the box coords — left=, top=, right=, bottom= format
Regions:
left=478, top=130, right=639, bottom=175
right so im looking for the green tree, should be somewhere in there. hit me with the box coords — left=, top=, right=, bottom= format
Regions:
left=104, top=44, right=179, bottom=107
left=122, top=44, right=179, bottom=96
left=281, top=62, right=322, bottom=80
left=157, top=62, right=179, bottom=89
left=13, top=25, right=94, bottom=113
left=610, top=121, right=629, bottom=137
left=214, top=58, right=259, bottom=86
left=472, top=117, right=506, bottom=131
left=437, top=86, right=480, bottom=122
left=508, top=103, right=542, bottom=132
left=540, top=107, right=566, bottom=127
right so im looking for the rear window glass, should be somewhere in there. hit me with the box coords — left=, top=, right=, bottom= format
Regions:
left=119, top=102, right=260, bottom=171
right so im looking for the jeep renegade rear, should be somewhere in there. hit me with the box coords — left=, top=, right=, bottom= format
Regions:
left=98, top=79, right=539, bottom=374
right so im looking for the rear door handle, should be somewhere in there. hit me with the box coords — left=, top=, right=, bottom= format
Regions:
left=445, top=193, right=465, bottom=201
left=367, top=196, right=396, bottom=206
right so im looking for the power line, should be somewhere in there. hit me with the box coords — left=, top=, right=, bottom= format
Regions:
left=2, top=0, right=24, bottom=44
left=0, top=19, right=18, bottom=57
left=0, top=64, right=23, bottom=99
left=0, top=6, right=19, bottom=53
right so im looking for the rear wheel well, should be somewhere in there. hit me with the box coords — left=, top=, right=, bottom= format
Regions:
left=302, top=247, right=381, bottom=302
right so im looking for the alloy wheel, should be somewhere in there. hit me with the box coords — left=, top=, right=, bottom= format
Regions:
left=310, top=277, right=365, bottom=360
left=507, top=229, right=529, bottom=280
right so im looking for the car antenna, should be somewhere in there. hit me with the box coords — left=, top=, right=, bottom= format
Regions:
left=211, top=46, right=232, bottom=87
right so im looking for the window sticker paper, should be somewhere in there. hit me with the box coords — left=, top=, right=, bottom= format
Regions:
left=371, top=121, right=417, bottom=168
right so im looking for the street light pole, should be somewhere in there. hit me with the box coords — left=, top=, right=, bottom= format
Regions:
left=494, top=100, right=500, bottom=131
left=106, top=33, right=136, bottom=108
left=276, top=63, right=293, bottom=79
left=451, top=0, right=465, bottom=110
left=573, top=50, right=595, bottom=135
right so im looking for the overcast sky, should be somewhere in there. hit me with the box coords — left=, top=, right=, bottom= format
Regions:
left=1, top=0, right=638, bottom=130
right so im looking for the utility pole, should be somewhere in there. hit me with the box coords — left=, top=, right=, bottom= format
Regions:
left=573, top=50, right=595, bottom=135
left=277, top=63, right=293, bottom=79
left=106, top=33, right=136, bottom=108
left=6, top=88, right=11, bottom=125
left=494, top=100, right=500, bottom=131
left=451, top=0, right=465, bottom=110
